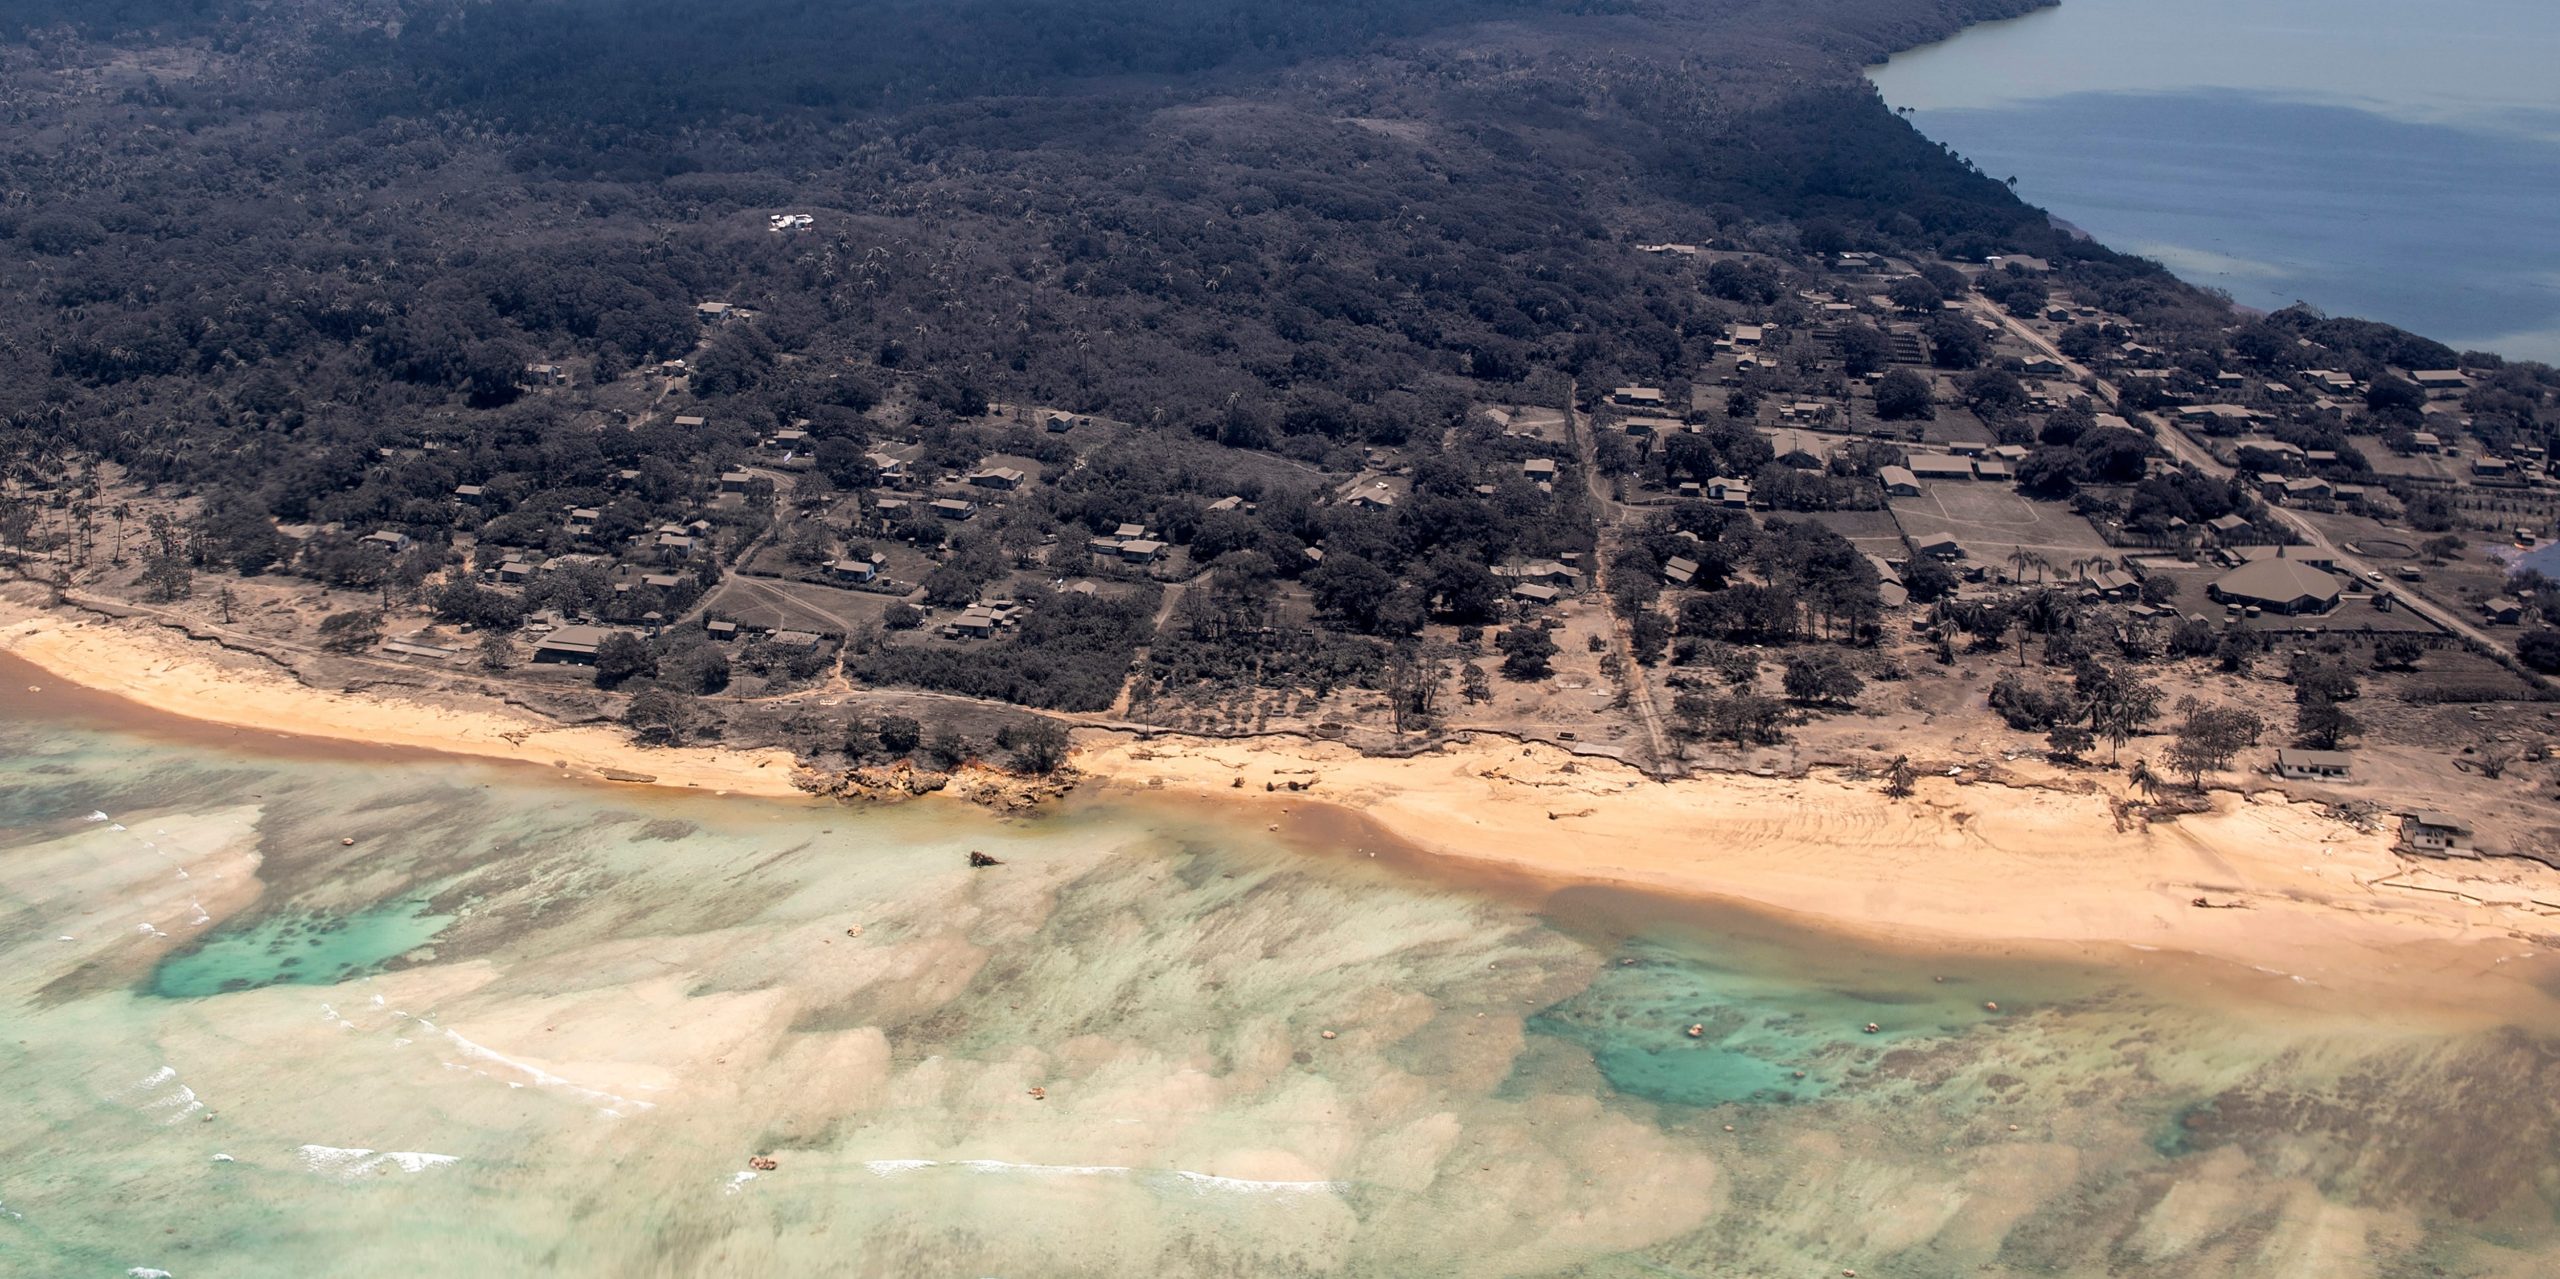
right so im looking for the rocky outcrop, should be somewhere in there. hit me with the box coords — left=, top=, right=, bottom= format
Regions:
left=795, top=761, right=1076, bottom=811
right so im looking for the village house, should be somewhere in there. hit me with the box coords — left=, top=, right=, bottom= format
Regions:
left=531, top=624, right=633, bottom=666
left=1879, top=465, right=1921, bottom=498
left=1906, top=455, right=1974, bottom=483
left=2400, top=811, right=2472, bottom=853
left=828, top=558, right=881, bottom=584
left=967, top=466, right=1028, bottom=491
left=453, top=484, right=487, bottom=505
left=2274, top=749, right=2352, bottom=781
left=930, top=498, right=978, bottom=521
left=1497, top=561, right=1585, bottom=591
left=361, top=530, right=412, bottom=553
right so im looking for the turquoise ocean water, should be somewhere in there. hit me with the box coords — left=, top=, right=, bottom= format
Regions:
left=6, top=678, right=2560, bottom=1274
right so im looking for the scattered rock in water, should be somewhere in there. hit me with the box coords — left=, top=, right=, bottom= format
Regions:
left=748, top=1155, right=778, bottom=1172
left=967, top=851, right=1002, bottom=868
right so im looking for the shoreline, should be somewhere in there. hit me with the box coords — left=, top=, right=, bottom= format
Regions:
left=1081, top=735, right=2560, bottom=1016
left=0, top=603, right=808, bottom=798
left=8, top=599, right=2560, bottom=1012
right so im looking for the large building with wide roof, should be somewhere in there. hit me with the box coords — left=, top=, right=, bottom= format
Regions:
left=2208, top=556, right=2340, bottom=616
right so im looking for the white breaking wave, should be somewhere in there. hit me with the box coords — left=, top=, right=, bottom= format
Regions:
left=860, top=1159, right=1341, bottom=1196
left=129, top=1066, right=205, bottom=1123
left=724, top=1170, right=759, bottom=1195
left=297, top=1145, right=461, bottom=1179
left=425, top=1023, right=656, bottom=1115
left=85, top=811, right=111, bottom=822
left=127, top=1268, right=173, bottom=1278
left=1167, top=1170, right=1340, bottom=1195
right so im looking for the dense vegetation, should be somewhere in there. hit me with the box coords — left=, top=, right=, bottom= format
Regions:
left=21, top=0, right=2552, bottom=749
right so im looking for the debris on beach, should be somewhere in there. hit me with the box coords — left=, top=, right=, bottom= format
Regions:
left=967, top=851, right=1002, bottom=868
left=1027, top=1087, right=1046, bottom=1100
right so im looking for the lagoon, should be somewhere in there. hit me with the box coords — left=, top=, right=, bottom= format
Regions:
left=7, top=691, right=2560, bottom=1274
left=1872, top=0, right=2560, bottom=361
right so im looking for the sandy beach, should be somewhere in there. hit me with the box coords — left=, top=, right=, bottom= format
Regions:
left=1075, top=734, right=2560, bottom=1013
left=0, top=604, right=807, bottom=797
left=7, top=599, right=2556, bottom=1007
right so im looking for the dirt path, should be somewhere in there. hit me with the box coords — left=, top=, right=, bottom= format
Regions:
left=1568, top=381, right=1674, bottom=772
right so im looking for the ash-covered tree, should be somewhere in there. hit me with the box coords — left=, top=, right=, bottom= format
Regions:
left=592, top=632, right=656, bottom=688
left=1384, top=642, right=1451, bottom=731
left=1003, top=718, right=1073, bottom=774
left=1781, top=650, right=1863, bottom=705
left=2166, top=699, right=2264, bottom=787
left=877, top=715, right=924, bottom=754
left=2293, top=698, right=2359, bottom=751
left=1875, top=369, right=1934, bottom=421
left=1495, top=623, right=1558, bottom=680
left=623, top=686, right=704, bottom=746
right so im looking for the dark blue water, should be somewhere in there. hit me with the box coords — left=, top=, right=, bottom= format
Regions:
left=1915, top=91, right=2560, bottom=358
left=1873, top=0, right=2560, bottom=361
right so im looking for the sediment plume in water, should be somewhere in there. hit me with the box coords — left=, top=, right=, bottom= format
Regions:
left=4, top=706, right=2560, bottom=1276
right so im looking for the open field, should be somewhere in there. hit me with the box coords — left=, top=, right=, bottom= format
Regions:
left=1890, top=481, right=2114, bottom=569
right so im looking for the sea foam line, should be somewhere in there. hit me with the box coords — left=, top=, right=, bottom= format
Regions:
left=423, top=1022, right=657, bottom=1115
left=859, top=1159, right=1341, bottom=1195
left=297, top=1144, right=461, bottom=1179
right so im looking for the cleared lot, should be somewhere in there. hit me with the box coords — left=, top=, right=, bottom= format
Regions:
left=1890, top=483, right=2114, bottom=568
